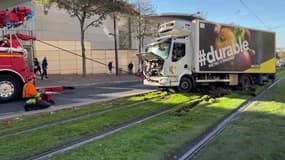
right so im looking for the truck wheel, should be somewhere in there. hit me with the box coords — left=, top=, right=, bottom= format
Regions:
left=0, top=75, right=21, bottom=102
left=239, top=75, right=251, bottom=90
left=179, top=77, right=193, bottom=92
left=268, top=74, right=275, bottom=83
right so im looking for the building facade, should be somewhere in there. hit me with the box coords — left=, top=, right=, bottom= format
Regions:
left=0, top=0, right=139, bottom=74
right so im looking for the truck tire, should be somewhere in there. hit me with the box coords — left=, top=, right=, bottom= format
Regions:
left=239, top=75, right=251, bottom=90
left=0, top=75, right=21, bottom=102
left=179, top=77, right=193, bottom=92
left=268, top=74, right=275, bottom=83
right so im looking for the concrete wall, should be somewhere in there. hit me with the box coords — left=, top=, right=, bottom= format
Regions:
left=0, top=0, right=137, bottom=50
left=1, top=0, right=139, bottom=74
left=34, top=4, right=118, bottom=49
left=34, top=40, right=139, bottom=74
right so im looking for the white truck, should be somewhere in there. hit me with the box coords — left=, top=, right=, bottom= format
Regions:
left=141, top=18, right=276, bottom=91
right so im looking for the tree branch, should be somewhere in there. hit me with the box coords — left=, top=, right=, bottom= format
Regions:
left=83, top=14, right=105, bottom=32
left=75, top=14, right=82, bottom=22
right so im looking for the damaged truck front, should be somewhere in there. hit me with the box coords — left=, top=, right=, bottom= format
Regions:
left=142, top=37, right=190, bottom=89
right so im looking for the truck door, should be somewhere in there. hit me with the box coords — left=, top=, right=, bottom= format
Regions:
left=168, top=39, right=188, bottom=76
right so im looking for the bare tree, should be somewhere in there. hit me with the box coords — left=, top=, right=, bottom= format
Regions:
left=129, top=0, right=155, bottom=70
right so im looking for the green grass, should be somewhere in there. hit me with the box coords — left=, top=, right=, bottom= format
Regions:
left=276, top=68, right=285, bottom=79
left=45, top=93, right=250, bottom=160
left=194, top=76, right=285, bottom=160
left=0, top=93, right=198, bottom=160
left=45, top=71, right=285, bottom=160
left=1, top=71, right=284, bottom=160
left=0, top=91, right=166, bottom=135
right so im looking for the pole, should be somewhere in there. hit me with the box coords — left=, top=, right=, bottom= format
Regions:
left=113, top=2, right=119, bottom=76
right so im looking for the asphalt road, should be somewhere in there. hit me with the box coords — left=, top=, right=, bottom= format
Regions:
left=0, top=81, right=155, bottom=116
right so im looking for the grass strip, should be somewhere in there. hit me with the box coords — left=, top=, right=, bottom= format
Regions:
left=46, top=70, right=285, bottom=160
left=0, top=91, right=166, bottom=135
left=194, top=73, right=285, bottom=160
left=276, top=68, right=285, bottom=79
left=44, top=92, right=250, bottom=160
left=0, top=93, right=199, bottom=160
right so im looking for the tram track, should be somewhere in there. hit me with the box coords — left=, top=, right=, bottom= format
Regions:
left=19, top=93, right=205, bottom=160
left=22, top=93, right=207, bottom=160
left=26, top=106, right=174, bottom=160
left=0, top=92, right=169, bottom=140
left=1, top=91, right=202, bottom=160
left=176, top=77, right=284, bottom=160
left=2, top=78, right=281, bottom=160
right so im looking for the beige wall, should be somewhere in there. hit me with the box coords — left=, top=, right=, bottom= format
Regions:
left=34, top=40, right=139, bottom=74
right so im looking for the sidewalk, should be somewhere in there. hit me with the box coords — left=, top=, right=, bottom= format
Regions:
left=35, top=73, right=143, bottom=88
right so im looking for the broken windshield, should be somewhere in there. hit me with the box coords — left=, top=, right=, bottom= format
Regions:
left=146, top=39, right=171, bottom=59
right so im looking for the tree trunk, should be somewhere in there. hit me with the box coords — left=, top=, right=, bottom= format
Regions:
left=113, top=13, right=119, bottom=76
left=138, top=16, right=142, bottom=72
left=80, top=20, right=86, bottom=77
left=128, top=16, right=132, bottom=49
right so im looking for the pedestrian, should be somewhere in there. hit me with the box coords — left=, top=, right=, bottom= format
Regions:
left=41, top=57, right=48, bottom=80
left=33, top=58, right=41, bottom=76
left=108, top=61, right=112, bottom=74
left=128, top=62, right=134, bottom=74
left=22, top=77, right=50, bottom=111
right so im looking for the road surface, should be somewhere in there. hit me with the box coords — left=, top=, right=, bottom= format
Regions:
left=0, top=81, right=155, bottom=116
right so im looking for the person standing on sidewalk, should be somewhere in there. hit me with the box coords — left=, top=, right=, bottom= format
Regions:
left=128, top=62, right=134, bottom=74
left=33, top=58, right=41, bottom=76
left=41, top=57, right=48, bottom=80
left=108, top=61, right=113, bottom=74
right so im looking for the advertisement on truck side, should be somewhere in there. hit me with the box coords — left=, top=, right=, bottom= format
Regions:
left=198, top=21, right=275, bottom=72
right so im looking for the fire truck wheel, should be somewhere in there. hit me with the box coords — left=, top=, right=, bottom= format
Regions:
left=0, top=75, right=21, bottom=102
left=179, top=77, right=193, bottom=92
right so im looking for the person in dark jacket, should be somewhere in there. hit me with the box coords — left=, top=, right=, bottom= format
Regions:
left=108, top=61, right=112, bottom=74
left=33, top=58, right=42, bottom=76
left=128, top=62, right=134, bottom=74
left=41, top=57, right=48, bottom=80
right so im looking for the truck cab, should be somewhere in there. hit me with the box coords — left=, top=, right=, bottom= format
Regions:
left=142, top=20, right=194, bottom=91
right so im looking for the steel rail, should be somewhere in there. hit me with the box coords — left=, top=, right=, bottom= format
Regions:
left=0, top=93, right=169, bottom=140
left=26, top=101, right=188, bottom=160
left=178, top=77, right=284, bottom=160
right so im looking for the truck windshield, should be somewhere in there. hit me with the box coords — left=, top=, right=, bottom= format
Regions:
left=146, top=40, right=171, bottom=59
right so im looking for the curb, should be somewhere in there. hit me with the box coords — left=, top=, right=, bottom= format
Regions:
left=0, top=90, right=154, bottom=121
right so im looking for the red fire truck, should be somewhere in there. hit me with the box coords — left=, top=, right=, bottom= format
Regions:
left=0, top=7, right=35, bottom=102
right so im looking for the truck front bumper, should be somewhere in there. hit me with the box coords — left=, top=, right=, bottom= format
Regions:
left=143, top=76, right=179, bottom=87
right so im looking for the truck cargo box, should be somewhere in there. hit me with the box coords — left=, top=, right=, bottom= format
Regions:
left=196, top=20, right=275, bottom=73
